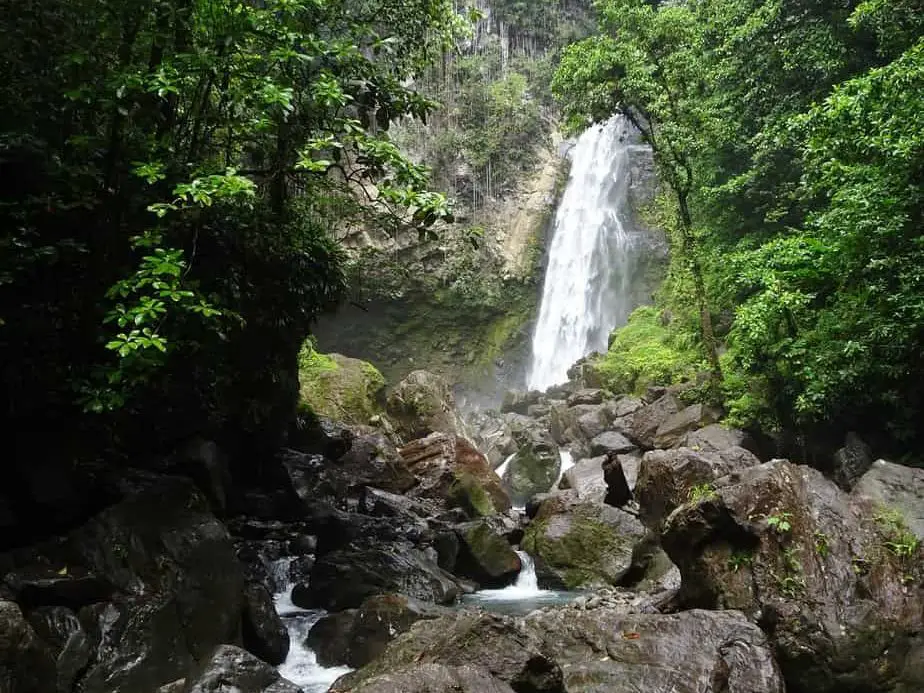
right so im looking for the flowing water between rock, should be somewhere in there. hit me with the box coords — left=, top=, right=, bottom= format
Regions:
left=462, top=550, right=575, bottom=615
left=271, top=559, right=352, bottom=692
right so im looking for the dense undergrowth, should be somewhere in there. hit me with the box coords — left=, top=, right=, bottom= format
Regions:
left=556, top=0, right=924, bottom=453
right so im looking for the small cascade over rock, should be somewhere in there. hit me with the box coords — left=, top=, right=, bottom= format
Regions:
left=528, top=115, right=657, bottom=391
left=271, top=558, right=352, bottom=692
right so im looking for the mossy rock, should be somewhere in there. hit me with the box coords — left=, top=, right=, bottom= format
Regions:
left=448, top=472, right=498, bottom=518
left=522, top=500, right=647, bottom=589
left=454, top=521, right=521, bottom=587
left=503, top=443, right=560, bottom=506
left=298, top=345, right=386, bottom=425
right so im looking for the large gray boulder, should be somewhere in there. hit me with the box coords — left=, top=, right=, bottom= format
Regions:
left=588, top=431, right=636, bottom=457
left=241, top=582, right=289, bottom=666
left=662, top=459, right=924, bottom=693
left=629, top=393, right=681, bottom=448
left=308, top=594, right=452, bottom=669
left=677, top=423, right=758, bottom=454
left=559, top=456, right=607, bottom=502
left=330, top=611, right=561, bottom=693
left=332, top=606, right=784, bottom=693
left=292, top=540, right=462, bottom=611
left=66, top=476, right=245, bottom=693
left=184, top=645, right=301, bottom=692
left=522, top=496, right=648, bottom=589
left=387, top=370, right=468, bottom=442
left=653, top=403, right=722, bottom=448
left=340, top=664, right=517, bottom=693
left=852, top=459, right=924, bottom=540
left=635, top=446, right=760, bottom=531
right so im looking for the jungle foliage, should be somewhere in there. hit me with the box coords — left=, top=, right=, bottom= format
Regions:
left=1, top=0, right=461, bottom=460
left=555, top=0, right=924, bottom=449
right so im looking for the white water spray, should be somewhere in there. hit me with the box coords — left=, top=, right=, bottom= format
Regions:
left=472, top=550, right=544, bottom=600
left=528, top=116, right=648, bottom=391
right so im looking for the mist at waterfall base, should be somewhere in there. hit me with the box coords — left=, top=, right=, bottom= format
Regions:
left=528, top=116, right=656, bottom=392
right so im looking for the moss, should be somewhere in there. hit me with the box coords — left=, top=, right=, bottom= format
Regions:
left=448, top=473, right=496, bottom=518
left=590, top=306, right=702, bottom=395
left=524, top=508, right=628, bottom=589
left=298, top=342, right=386, bottom=425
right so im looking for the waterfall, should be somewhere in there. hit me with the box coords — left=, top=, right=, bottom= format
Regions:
left=527, top=116, right=647, bottom=391
left=472, top=550, right=544, bottom=600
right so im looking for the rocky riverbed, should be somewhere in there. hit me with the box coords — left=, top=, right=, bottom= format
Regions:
left=2, top=370, right=922, bottom=693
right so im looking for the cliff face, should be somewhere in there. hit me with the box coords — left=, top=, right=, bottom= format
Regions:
left=312, top=3, right=594, bottom=402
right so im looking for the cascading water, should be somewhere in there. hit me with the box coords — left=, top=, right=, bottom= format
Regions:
left=528, top=116, right=650, bottom=391
left=463, top=549, right=574, bottom=614
left=270, top=558, right=352, bottom=692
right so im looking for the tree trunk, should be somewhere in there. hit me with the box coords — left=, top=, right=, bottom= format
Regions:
left=677, top=190, right=722, bottom=385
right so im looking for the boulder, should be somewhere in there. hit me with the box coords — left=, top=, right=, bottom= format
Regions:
left=522, top=498, right=648, bottom=589
left=635, top=446, right=760, bottom=531
left=525, top=607, right=783, bottom=693
left=832, top=432, right=874, bottom=490
left=629, top=393, right=680, bottom=448
left=335, top=434, right=417, bottom=494
left=241, top=582, right=289, bottom=666
left=559, top=457, right=608, bottom=503
left=0, top=600, right=56, bottom=693
left=400, top=433, right=510, bottom=517
left=387, top=370, right=467, bottom=441
left=308, top=594, right=451, bottom=668
left=653, top=403, right=722, bottom=449
left=185, top=645, right=301, bottom=693
left=468, top=411, right=518, bottom=468
left=608, top=396, right=644, bottom=418
left=566, top=389, right=605, bottom=406
left=338, top=663, right=516, bottom=693
left=588, top=430, right=636, bottom=457
left=602, top=455, right=632, bottom=508
left=616, top=451, right=642, bottom=491
left=27, top=606, right=91, bottom=693
left=453, top=521, right=521, bottom=587
left=334, top=605, right=784, bottom=693
left=299, top=352, right=386, bottom=427
left=549, top=403, right=612, bottom=448
left=278, top=434, right=415, bottom=507
left=502, top=443, right=561, bottom=507
left=852, top=459, right=924, bottom=540
left=64, top=475, right=245, bottom=693
left=662, top=459, right=924, bottom=693
left=677, top=423, right=758, bottom=454
left=330, top=611, right=562, bottom=693
left=292, top=540, right=461, bottom=610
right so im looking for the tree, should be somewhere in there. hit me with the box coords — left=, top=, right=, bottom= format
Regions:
left=0, top=0, right=462, bottom=462
left=553, top=0, right=723, bottom=384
